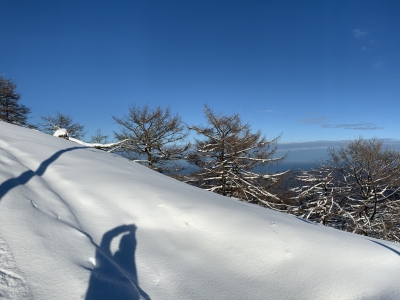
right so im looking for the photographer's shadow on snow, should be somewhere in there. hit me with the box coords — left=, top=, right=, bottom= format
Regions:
left=85, top=224, right=150, bottom=300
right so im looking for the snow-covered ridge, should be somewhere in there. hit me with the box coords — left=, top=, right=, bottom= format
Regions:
left=1, top=121, right=400, bottom=299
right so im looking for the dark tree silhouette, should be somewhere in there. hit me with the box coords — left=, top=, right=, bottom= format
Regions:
left=0, top=76, right=31, bottom=126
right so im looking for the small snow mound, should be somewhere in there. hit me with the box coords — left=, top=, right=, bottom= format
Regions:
left=53, top=128, right=68, bottom=139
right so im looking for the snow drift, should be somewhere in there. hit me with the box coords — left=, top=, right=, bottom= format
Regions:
left=0, top=121, right=400, bottom=299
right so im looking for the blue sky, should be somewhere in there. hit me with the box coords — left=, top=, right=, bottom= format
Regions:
left=1, top=0, right=399, bottom=142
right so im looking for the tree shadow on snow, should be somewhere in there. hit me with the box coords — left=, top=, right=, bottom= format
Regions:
left=0, top=147, right=83, bottom=201
left=368, top=239, right=400, bottom=257
left=294, top=217, right=318, bottom=225
left=85, top=224, right=151, bottom=300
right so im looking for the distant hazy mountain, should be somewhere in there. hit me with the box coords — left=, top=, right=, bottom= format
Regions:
left=264, top=139, right=400, bottom=172
left=166, top=139, right=400, bottom=174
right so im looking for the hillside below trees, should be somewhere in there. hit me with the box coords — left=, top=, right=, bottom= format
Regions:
left=1, top=121, right=400, bottom=299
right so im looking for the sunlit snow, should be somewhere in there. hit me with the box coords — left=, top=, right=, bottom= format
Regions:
left=53, top=128, right=68, bottom=137
left=1, top=121, right=400, bottom=299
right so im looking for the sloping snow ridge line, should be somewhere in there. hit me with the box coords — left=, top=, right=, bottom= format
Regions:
left=0, top=120, right=400, bottom=300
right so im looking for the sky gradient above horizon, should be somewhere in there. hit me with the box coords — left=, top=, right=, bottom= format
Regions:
left=1, top=0, right=399, bottom=142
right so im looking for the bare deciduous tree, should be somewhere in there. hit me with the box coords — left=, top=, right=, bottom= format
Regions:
left=0, top=76, right=31, bottom=126
left=329, top=137, right=400, bottom=240
left=291, top=137, right=400, bottom=242
left=113, top=104, right=190, bottom=173
left=187, top=105, right=286, bottom=208
left=90, top=129, right=109, bottom=144
left=40, top=111, right=86, bottom=139
left=290, top=166, right=350, bottom=229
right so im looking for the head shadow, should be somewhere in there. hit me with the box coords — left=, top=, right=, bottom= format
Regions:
left=85, top=224, right=150, bottom=300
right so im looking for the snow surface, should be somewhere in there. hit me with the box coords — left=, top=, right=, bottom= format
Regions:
left=1, top=120, right=400, bottom=299
left=68, top=137, right=127, bottom=151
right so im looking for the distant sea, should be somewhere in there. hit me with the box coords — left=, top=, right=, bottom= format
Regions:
left=179, top=144, right=329, bottom=174
left=179, top=139, right=400, bottom=174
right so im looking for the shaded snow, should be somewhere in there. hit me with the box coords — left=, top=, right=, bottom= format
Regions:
left=1, top=121, right=400, bottom=299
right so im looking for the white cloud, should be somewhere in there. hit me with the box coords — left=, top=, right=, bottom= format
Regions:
left=255, top=109, right=282, bottom=114
left=322, top=123, right=382, bottom=130
left=352, top=29, right=367, bottom=39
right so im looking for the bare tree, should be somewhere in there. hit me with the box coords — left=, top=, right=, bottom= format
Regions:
left=291, top=138, right=400, bottom=242
left=90, top=128, right=109, bottom=144
left=0, top=76, right=31, bottom=126
left=40, top=111, right=86, bottom=139
left=290, top=166, right=350, bottom=229
left=113, top=104, right=190, bottom=173
left=328, top=137, right=400, bottom=240
left=187, top=105, right=286, bottom=208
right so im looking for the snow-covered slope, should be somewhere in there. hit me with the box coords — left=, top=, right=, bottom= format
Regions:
left=1, top=121, right=400, bottom=300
